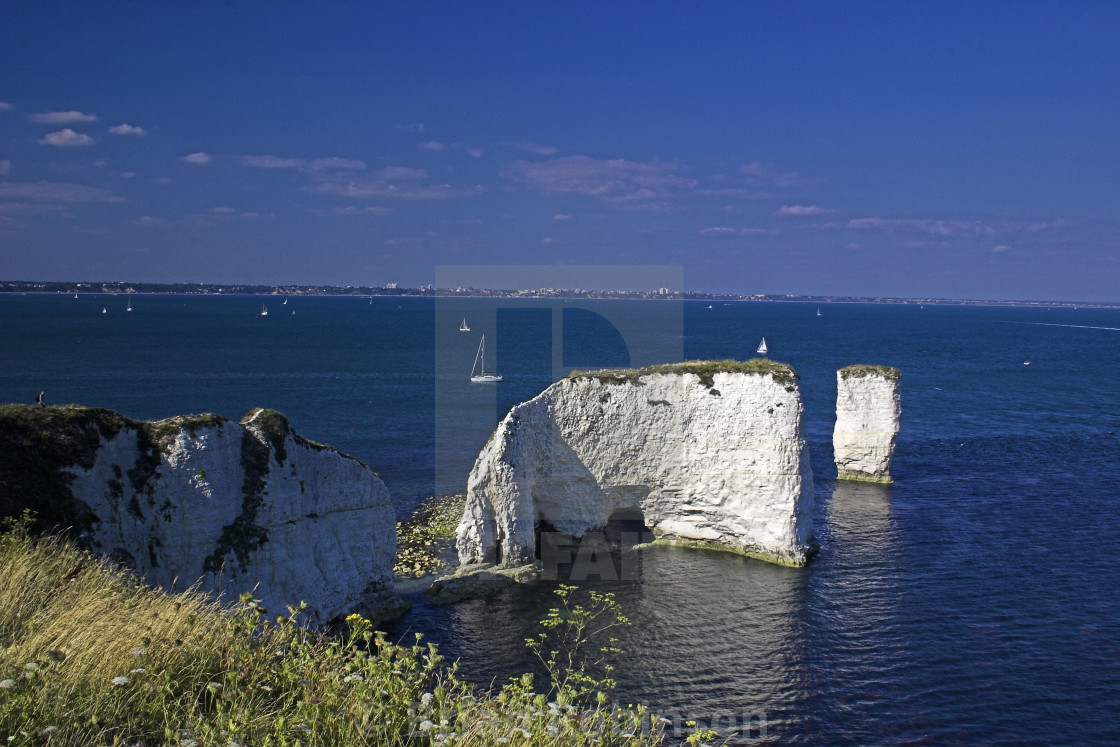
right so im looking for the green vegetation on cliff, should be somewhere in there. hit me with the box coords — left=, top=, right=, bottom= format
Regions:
left=570, top=358, right=798, bottom=389
left=838, top=364, right=901, bottom=380
left=0, top=517, right=683, bottom=746
left=0, top=406, right=227, bottom=537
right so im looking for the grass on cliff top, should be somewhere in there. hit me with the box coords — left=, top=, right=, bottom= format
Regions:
left=838, top=364, right=901, bottom=380
left=570, top=358, right=798, bottom=388
left=0, top=515, right=684, bottom=746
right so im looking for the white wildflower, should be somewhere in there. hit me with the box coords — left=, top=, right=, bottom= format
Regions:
left=342, top=674, right=364, bottom=683
left=130, top=668, right=146, bottom=674
left=111, top=676, right=131, bottom=686
left=0, top=680, right=16, bottom=689
left=131, top=648, right=145, bottom=657
left=40, top=726, right=58, bottom=735
left=515, top=728, right=531, bottom=738
left=418, top=720, right=434, bottom=732
left=420, top=691, right=434, bottom=706
left=181, top=740, right=198, bottom=747
left=23, top=662, right=39, bottom=671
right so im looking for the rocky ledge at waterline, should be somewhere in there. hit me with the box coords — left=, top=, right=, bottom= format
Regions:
left=833, top=365, right=901, bottom=483
left=0, top=404, right=402, bottom=625
left=452, top=360, right=817, bottom=585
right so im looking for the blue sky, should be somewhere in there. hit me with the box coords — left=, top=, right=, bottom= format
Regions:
left=1, top=1, right=1117, bottom=301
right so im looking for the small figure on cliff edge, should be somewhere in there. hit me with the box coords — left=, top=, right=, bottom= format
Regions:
left=36, top=390, right=45, bottom=407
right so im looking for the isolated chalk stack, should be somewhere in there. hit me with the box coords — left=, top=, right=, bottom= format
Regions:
left=833, top=365, right=901, bottom=483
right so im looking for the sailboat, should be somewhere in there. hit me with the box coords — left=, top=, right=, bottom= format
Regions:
left=459, top=317, right=470, bottom=332
left=756, top=337, right=768, bottom=356
left=126, top=299, right=132, bottom=312
left=283, top=298, right=288, bottom=305
left=816, top=307, right=821, bottom=317
left=260, top=304, right=268, bottom=317
left=470, top=335, right=502, bottom=383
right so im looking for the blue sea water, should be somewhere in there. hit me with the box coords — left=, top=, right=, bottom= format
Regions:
left=2, top=294, right=1119, bottom=744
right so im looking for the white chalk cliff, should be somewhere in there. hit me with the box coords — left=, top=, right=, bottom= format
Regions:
left=833, top=366, right=901, bottom=483
left=12, top=407, right=398, bottom=624
left=457, top=361, right=815, bottom=568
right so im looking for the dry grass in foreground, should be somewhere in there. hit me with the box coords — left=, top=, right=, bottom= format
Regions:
left=0, top=513, right=700, bottom=746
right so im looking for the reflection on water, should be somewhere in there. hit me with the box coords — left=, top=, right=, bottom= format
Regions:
left=394, top=544, right=809, bottom=744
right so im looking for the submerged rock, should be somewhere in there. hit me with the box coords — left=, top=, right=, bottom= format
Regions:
left=456, top=360, right=816, bottom=571
left=0, top=405, right=401, bottom=626
left=833, top=365, right=901, bottom=483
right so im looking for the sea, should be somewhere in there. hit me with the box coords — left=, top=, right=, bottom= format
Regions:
left=2, top=293, right=1118, bottom=745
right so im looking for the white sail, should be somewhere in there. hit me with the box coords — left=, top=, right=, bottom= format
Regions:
left=470, top=335, right=503, bottom=382
left=460, top=317, right=470, bottom=331
left=757, top=337, right=768, bottom=356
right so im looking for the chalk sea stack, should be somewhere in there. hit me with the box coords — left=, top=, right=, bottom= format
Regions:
left=454, top=360, right=816, bottom=572
left=833, top=365, right=901, bottom=483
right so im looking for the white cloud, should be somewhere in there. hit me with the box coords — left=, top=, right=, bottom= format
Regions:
left=0, top=180, right=124, bottom=203
left=39, top=129, right=94, bottom=147
left=542, top=237, right=556, bottom=244
left=420, top=140, right=446, bottom=151
left=0, top=160, right=9, bottom=176
left=553, top=213, right=573, bottom=221
left=29, top=110, right=97, bottom=124
left=209, top=206, right=237, bottom=214
left=132, top=215, right=171, bottom=227
left=181, top=152, right=212, bottom=165
left=502, top=155, right=696, bottom=210
left=240, top=155, right=365, bottom=171
left=465, top=147, right=485, bottom=158
left=0, top=102, right=12, bottom=111
left=847, top=216, right=1018, bottom=236
left=741, top=161, right=815, bottom=188
left=304, top=166, right=483, bottom=200
left=328, top=206, right=395, bottom=216
left=109, top=124, right=147, bottom=136
left=991, top=244, right=1010, bottom=253
left=119, top=171, right=136, bottom=178
left=776, top=204, right=828, bottom=217
left=700, top=226, right=777, bottom=237
left=509, top=142, right=559, bottom=156
left=241, top=155, right=304, bottom=169
left=308, top=157, right=365, bottom=171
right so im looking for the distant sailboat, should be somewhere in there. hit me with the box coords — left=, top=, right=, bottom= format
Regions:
left=126, top=299, right=132, bottom=312
left=756, top=337, right=768, bottom=356
left=259, top=304, right=268, bottom=317
left=816, top=307, right=821, bottom=317
left=101, top=307, right=107, bottom=315
left=283, top=298, right=288, bottom=305
left=470, top=335, right=503, bottom=383
left=459, top=317, right=470, bottom=332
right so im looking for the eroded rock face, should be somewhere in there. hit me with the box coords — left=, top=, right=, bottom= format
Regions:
left=833, top=366, right=901, bottom=483
left=3, top=406, right=398, bottom=625
left=457, top=363, right=815, bottom=568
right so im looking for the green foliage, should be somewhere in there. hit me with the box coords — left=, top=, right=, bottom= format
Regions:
left=838, top=364, right=900, bottom=380
left=395, top=494, right=466, bottom=579
left=0, top=520, right=694, bottom=745
left=571, top=358, right=799, bottom=389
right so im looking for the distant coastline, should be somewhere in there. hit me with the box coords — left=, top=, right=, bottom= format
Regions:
left=2, top=280, right=1117, bottom=309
